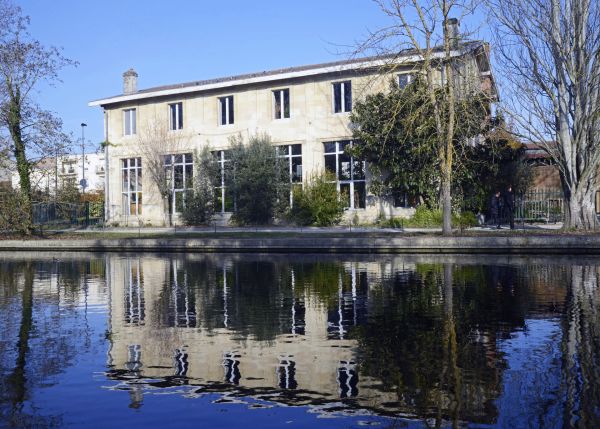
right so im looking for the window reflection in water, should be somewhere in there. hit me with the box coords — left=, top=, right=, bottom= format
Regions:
left=169, top=260, right=196, bottom=328
left=173, top=348, right=188, bottom=377
left=126, top=344, right=142, bottom=373
left=327, top=265, right=368, bottom=340
left=124, top=259, right=144, bottom=325
left=337, top=360, right=358, bottom=398
left=223, top=351, right=241, bottom=385
left=277, top=357, right=298, bottom=390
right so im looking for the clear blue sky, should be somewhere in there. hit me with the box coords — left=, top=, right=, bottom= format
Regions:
left=19, top=0, right=490, bottom=151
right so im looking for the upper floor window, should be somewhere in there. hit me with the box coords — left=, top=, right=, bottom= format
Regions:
left=123, top=108, right=136, bottom=136
left=332, top=81, right=352, bottom=113
left=273, top=89, right=290, bottom=119
left=169, top=102, right=183, bottom=130
left=398, top=73, right=414, bottom=89
left=219, top=96, right=234, bottom=125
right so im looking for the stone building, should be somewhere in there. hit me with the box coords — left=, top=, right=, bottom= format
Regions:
left=89, top=37, right=496, bottom=226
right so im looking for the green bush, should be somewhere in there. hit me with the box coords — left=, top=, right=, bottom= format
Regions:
left=403, top=206, right=443, bottom=227
left=290, top=171, right=346, bottom=226
left=453, top=211, right=478, bottom=229
left=229, top=134, right=291, bottom=225
left=402, top=205, right=478, bottom=229
left=381, top=217, right=404, bottom=228
left=0, top=189, right=32, bottom=234
left=181, top=147, right=218, bottom=225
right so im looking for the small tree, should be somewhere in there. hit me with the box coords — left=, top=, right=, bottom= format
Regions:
left=0, top=0, right=75, bottom=227
left=228, top=133, right=290, bottom=225
left=358, top=0, right=486, bottom=234
left=0, top=188, right=31, bottom=234
left=290, top=171, right=346, bottom=226
left=350, top=77, right=490, bottom=208
left=181, top=146, right=219, bottom=225
left=134, top=119, right=190, bottom=226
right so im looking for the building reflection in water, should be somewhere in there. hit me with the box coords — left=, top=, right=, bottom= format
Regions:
left=102, top=254, right=600, bottom=426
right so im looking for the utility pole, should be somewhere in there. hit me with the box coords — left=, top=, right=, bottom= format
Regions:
left=81, top=123, right=87, bottom=197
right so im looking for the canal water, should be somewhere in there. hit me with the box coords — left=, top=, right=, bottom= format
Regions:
left=0, top=253, right=598, bottom=428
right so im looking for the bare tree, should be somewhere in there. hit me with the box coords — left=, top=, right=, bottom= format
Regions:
left=486, top=0, right=600, bottom=230
left=134, top=119, right=190, bottom=226
left=359, top=0, right=484, bottom=235
left=0, top=0, right=75, bottom=217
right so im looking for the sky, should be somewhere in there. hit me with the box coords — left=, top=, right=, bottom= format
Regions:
left=18, top=0, right=491, bottom=152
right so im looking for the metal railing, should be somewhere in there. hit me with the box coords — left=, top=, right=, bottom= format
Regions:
left=32, top=201, right=104, bottom=228
left=515, top=190, right=564, bottom=223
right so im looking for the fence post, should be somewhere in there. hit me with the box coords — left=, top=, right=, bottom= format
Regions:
left=85, top=201, right=90, bottom=227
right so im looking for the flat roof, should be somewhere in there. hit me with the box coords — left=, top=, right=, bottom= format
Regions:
left=89, top=41, right=487, bottom=107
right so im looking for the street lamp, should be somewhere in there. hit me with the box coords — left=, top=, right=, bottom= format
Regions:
left=81, top=123, right=87, bottom=196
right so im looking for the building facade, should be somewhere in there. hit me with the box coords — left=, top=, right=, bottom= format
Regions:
left=90, top=40, right=495, bottom=226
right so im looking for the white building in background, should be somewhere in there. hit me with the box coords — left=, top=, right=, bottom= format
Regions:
left=0, top=159, right=14, bottom=190
left=10, top=152, right=106, bottom=197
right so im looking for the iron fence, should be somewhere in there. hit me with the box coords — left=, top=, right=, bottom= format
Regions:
left=515, top=190, right=564, bottom=223
left=32, top=201, right=104, bottom=227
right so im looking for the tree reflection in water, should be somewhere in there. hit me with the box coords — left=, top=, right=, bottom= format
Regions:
left=0, top=257, right=105, bottom=427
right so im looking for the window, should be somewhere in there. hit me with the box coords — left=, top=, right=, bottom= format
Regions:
left=276, top=144, right=302, bottom=205
left=164, top=153, right=193, bottom=213
left=398, top=73, right=414, bottom=89
left=169, top=102, right=183, bottom=130
left=219, top=96, right=234, bottom=125
left=273, top=89, right=290, bottom=119
left=213, top=150, right=235, bottom=213
left=122, top=157, right=142, bottom=215
left=393, top=190, right=408, bottom=208
left=332, top=81, right=352, bottom=113
left=123, top=108, right=136, bottom=135
left=324, top=140, right=365, bottom=209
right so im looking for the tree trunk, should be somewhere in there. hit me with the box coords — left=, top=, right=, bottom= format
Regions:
left=8, top=96, right=31, bottom=199
left=563, top=184, right=599, bottom=230
left=441, top=169, right=452, bottom=234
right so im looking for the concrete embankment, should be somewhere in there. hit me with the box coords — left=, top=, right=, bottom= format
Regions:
left=0, top=235, right=599, bottom=254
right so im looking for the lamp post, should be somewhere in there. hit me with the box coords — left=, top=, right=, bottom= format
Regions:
left=81, top=123, right=87, bottom=196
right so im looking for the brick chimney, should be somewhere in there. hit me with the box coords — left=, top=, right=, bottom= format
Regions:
left=123, top=68, right=138, bottom=95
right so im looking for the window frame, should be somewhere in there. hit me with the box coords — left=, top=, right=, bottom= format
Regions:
left=213, top=150, right=234, bottom=213
left=273, top=88, right=290, bottom=120
left=218, top=95, right=235, bottom=126
left=168, top=102, right=184, bottom=131
left=122, top=157, right=143, bottom=216
left=323, top=140, right=366, bottom=210
left=397, top=73, right=414, bottom=89
left=164, top=153, right=194, bottom=214
left=276, top=143, right=303, bottom=206
left=332, top=80, right=352, bottom=114
left=123, top=108, right=137, bottom=136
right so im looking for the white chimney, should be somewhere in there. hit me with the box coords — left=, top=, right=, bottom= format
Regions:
left=123, top=68, right=138, bottom=95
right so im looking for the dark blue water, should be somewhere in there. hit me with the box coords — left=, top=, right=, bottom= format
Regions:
left=0, top=253, right=598, bottom=428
